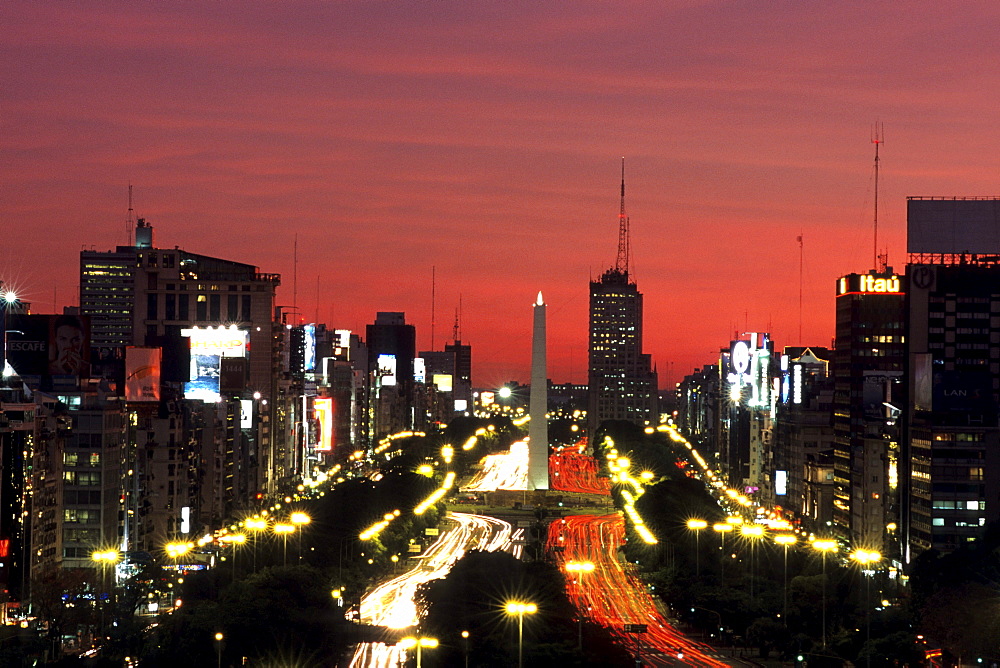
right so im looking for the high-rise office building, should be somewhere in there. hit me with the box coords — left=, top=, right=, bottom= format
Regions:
left=904, top=197, right=1000, bottom=558
left=367, top=312, right=416, bottom=437
left=832, top=270, right=906, bottom=552
left=587, top=164, right=658, bottom=439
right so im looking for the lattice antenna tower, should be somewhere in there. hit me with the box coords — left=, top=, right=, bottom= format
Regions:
left=126, top=184, right=135, bottom=246
left=872, top=122, right=884, bottom=271
left=452, top=295, right=462, bottom=342
left=616, top=157, right=630, bottom=275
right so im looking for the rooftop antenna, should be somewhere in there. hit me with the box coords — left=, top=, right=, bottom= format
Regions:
left=798, top=232, right=804, bottom=344
left=872, top=122, right=884, bottom=271
left=452, top=295, right=463, bottom=342
left=293, top=233, right=298, bottom=322
left=126, top=184, right=135, bottom=246
left=615, top=157, right=630, bottom=276
left=431, top=265, right=436, bottom=351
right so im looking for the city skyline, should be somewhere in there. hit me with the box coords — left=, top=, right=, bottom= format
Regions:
left=6, top=2, right=1000, bottom=387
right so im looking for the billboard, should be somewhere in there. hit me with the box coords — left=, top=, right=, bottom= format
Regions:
left=907, top=198, right=1000, bottom=254
left=219, top=357, right=247, bottom=395
left=433, top=374, right=453, bottom=392
left=181, top=326, right=248, bottom=403
left=303, top=324, right=316, bottom=372
left=377, top=354, right=397, bottom=387
left=6, top=314, right=91, bottom=388
left=239, top=399, right=253, bottom=429
left=314, top=397, right=333, bottom=451
left=125, top=347, right=161, bottom=402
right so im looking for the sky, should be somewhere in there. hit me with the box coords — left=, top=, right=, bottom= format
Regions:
left=5, top=1, right=1000, bottom=389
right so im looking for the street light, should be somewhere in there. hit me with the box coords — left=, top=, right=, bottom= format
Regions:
left=565, top=561, right=595, bottom=650
left=850, top=549, right=882, bottom=667
left=91, top=550, right=120, bottom=641
left=505, top=601, right=537, bottom=668
left=273, top=523, right=295, bottom=566
left=290, top=511, right=311, bottom=562
left=398, top=636, right=438, bottom=668
left=461, top=630, right=470, bottom=668
left=214, top=632, right=223, bottom=668
left=686, top=519, right=708, bottom=577
left=219, top=534, right=247, bottom=580
left=740, top=524, right=765, bottom=597
left=0, top=286, right=16, bottom=379
left=811, top=539, right=838, bottom=649
left=773, top=533, right=797, bottom=623
left=245, top=517, right=269, bottom=571
left=713, top=523, right=733, bottom=585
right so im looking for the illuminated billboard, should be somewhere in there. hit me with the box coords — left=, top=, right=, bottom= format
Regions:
left=837, top=273, right=903, bottom=296
left=6, top=314, right=91, bottom=388
left=413, top=357, right=426, bottom=383
left=377, top=354, right=397, bottom=387
left=303, top=324, right=316, bottom=371
left=181, top=326, right=248, bottom=403
left=240, top=399, right=253, bottom=428
left=125, top=347, right=162, bottom=402
left=314, top=397, right=333, bottom=451
left=433, top=374, right=453, bottom=392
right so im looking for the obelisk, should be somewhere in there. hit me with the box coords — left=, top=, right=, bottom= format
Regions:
left=528, top=291, right=549, bottom=490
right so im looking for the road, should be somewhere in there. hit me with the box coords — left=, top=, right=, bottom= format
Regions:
left=550, top=448, right=611, bottom=495
left=349, top=512, right=514, bottom=668
left=548, top=513, right=731, bottom=668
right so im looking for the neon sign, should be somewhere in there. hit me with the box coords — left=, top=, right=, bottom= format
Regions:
left=838, top=273, right=902, bottom=295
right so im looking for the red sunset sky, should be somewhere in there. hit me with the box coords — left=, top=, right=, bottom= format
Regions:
left=4, top=2, right=1000, bottom=389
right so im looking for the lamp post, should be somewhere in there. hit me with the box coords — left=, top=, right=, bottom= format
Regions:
left=461, top=630, right=470, bottom=668
left=0, top=287, right=16, bottom=380
left=712, top=523, right=733, bottom=584
left=273, top=523, right=295, bottom=566
left=505, top=601, right=537, bottom=668
left=565, top=561, right=595, bottom=650
left=214, top=632, right=223, bottom=668
left=290, top=511, right=311, bottom=562
left=219, top=533, right=246, bottom=581
left=773, top=534, right=797, bottom=624
left=740, top=524, right=765, bottom=597
left=398, top=636, right=437, bottom=668
left=245, top=517, right=268, bottom=571
left=850, top=549, right=881, bottom=667
left=811, top=539, right=838, bottom=649
left=90, top=549, right=120, bottom=643
left=686, top=519, right=708, bottom=577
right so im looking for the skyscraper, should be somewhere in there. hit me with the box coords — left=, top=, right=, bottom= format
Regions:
left=903, top=196, right=1000, bottom=558
left=587, top=162, right=658, bottom=439
left=366, top=312, right=416, bottom=437
left=832, top=270, right=906, bottom=552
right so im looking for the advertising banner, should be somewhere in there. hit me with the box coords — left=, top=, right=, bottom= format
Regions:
left=125, top=347, right=162, bottom=402
left=6, top=314, right=91, bottom=388
left=314, top=397, right=333, bottom=451
left=181, top=326, right=248, bottom=403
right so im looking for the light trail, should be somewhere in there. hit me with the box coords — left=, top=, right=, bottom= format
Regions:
left=548, top=514, right=729, bottom=667
left=460, top=440, right=529, bottom=492
left=550, top=449, right=610, bottom=495
left=349, top=512, right=514, bottom=668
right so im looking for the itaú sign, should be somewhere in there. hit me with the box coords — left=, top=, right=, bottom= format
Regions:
left=838, top=274, right=902, bottom=295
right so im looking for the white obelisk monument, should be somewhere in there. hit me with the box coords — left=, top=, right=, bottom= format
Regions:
left=528, top=291, right=550, bottom=491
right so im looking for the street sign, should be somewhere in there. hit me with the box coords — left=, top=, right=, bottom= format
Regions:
left=624, top=623, right=648, bottom=634
left=425, top=528, right=439, bottom=536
